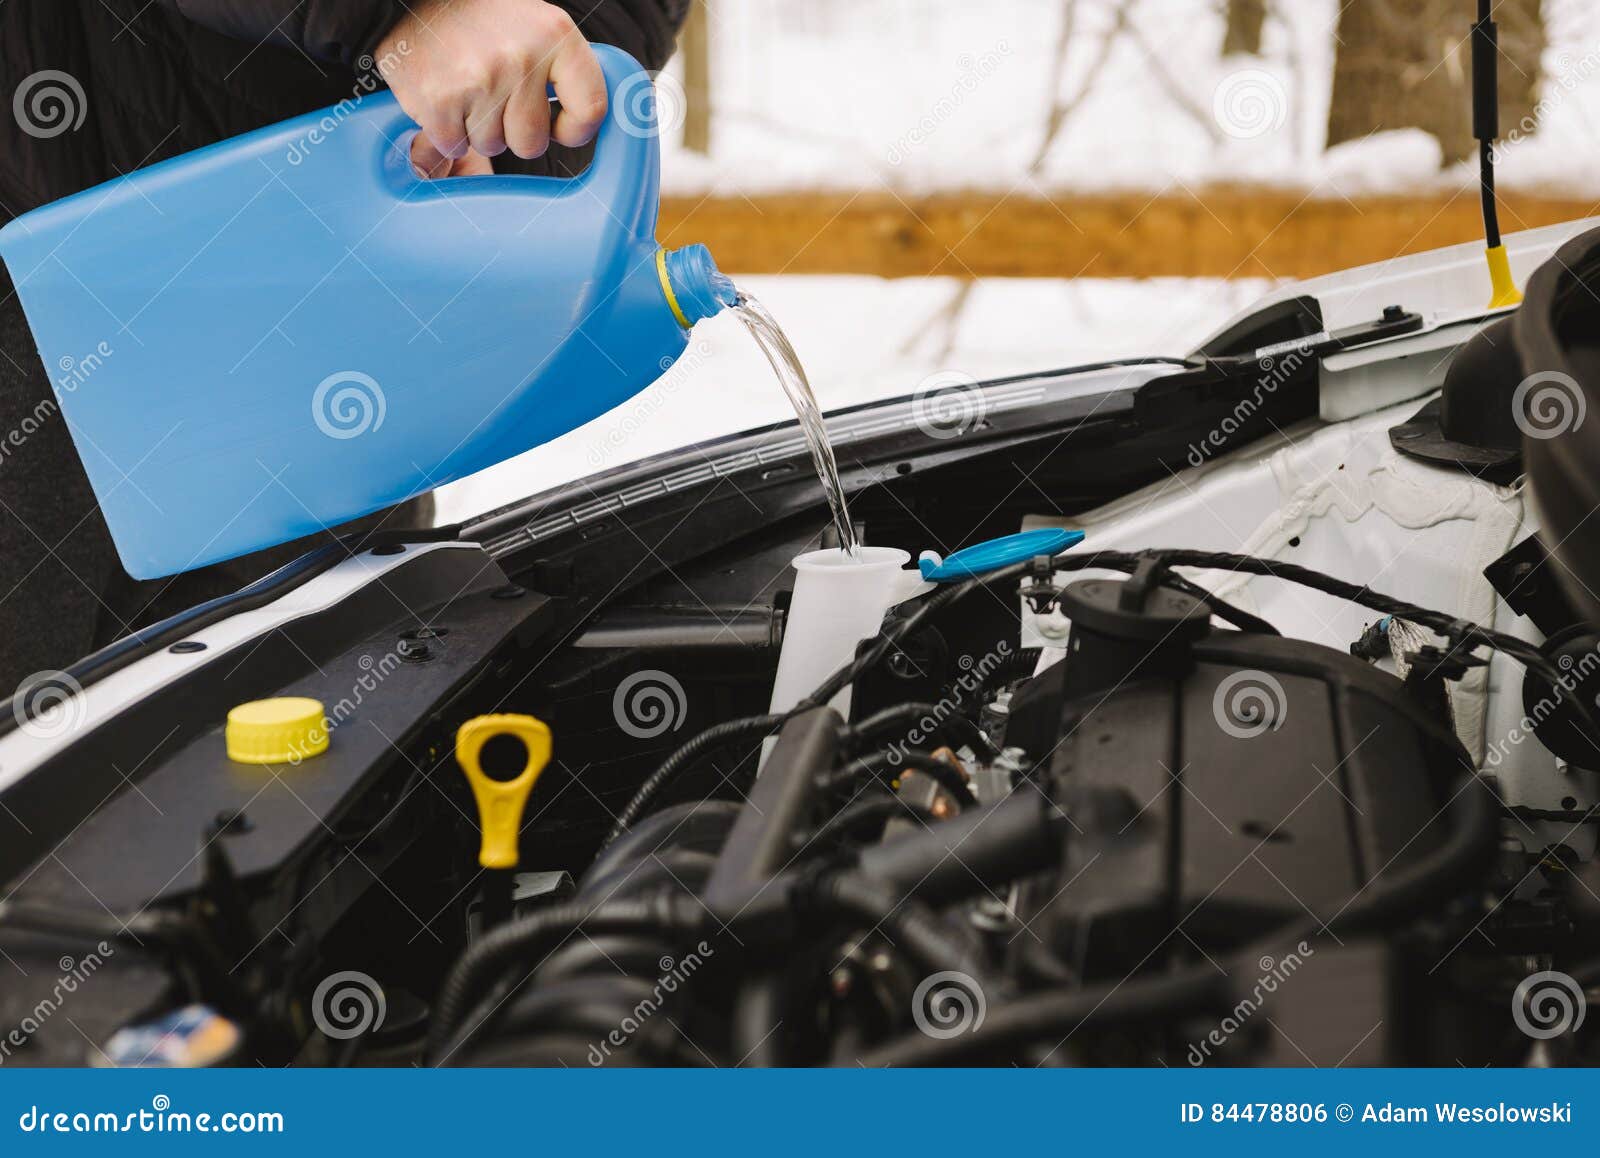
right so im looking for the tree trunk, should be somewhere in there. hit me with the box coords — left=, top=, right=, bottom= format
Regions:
left=1326, top=0, right=1544, bottom=167
left=680, top=0, right=712, bottom=154
left=1222, top=0, right=1266, bottom=56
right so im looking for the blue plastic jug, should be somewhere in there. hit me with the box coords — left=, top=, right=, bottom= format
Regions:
left=0, top=46, right=736, bottom=578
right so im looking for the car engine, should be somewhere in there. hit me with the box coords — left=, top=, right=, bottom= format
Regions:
left=5, top=242, right=1600, bottom=1069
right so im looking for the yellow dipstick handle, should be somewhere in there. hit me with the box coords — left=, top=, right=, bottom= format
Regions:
left=454, top=714, right=552, bottom=870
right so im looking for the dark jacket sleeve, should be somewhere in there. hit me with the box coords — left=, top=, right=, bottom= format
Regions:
left=562, top=0, right=690, bottom=71
left=160, top=0, right=689, bottom=70
left=162, top=1, right=403, bottom=67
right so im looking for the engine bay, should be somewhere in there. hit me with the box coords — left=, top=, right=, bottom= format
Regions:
left=4, top=251, right=1600, bottom=1069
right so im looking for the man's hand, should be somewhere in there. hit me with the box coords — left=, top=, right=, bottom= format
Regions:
left=375, top=0, right=608, bottom=178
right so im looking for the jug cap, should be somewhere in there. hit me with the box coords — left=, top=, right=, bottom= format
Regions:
left=659, top=244, right=738, bottom=328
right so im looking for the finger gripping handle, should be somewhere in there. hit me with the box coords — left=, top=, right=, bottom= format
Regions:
left=376, top=45, right=660, bottom=235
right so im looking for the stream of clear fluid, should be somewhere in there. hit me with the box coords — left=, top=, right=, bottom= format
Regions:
left=733, top=293, right=860, bottom=557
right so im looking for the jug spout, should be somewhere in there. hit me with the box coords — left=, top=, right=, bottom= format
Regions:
left=658, top=243, right=738, bottom=328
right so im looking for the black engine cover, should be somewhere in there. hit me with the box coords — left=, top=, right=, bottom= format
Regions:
left=1011, top=600, right=1469, bottom=978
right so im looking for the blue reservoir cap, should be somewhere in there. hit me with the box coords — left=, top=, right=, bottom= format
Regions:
left=918, top=528, right=1085, bottom=582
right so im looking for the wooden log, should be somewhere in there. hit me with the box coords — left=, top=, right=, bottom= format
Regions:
left=657, top=189, right=1598, bottom=279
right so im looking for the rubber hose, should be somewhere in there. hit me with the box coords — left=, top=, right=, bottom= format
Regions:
left=428, top=893, right=704, bottom=1063
left=807, top=795, right=937, bottom=848
left=807, top=871, right=988, bottom=984
left=578, top=849, right=716, bottom=907
left=535, top=933, right=686, bottom=986
left=488, top=977, right=694, bottom=1063
left=584, top=800, right=739, bottom=888
left=984, top=649, right=1044, bottom=691
left=603, top=715, right=783, bottom=846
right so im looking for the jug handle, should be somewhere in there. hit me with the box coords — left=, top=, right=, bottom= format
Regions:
left=379, top=44, right=661, bottom=236
left=564, top=44, right=662, bottom=210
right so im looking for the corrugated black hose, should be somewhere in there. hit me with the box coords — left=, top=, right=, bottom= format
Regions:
left=601, top=714, right=784, bottom=847
left=427, top=892, right=706, bottom=1065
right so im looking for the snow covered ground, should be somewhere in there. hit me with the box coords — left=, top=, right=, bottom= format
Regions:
left=432, top=274, right=1273, bottom=523
left=650, top=0, right=1600, bottom=198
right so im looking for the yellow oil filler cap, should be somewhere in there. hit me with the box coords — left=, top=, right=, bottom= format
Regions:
left=455, top=714, right=552, bottom=869
left=226, top=697, right=328, bottom=764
